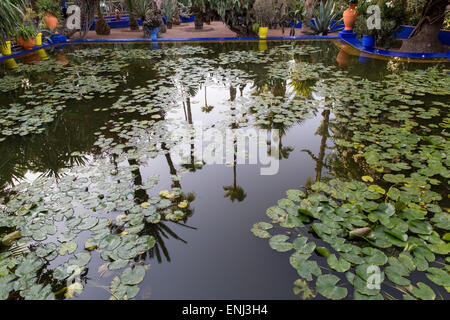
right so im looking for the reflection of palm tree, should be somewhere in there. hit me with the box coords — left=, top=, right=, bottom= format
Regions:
left=289, top=78, right=317, bottom=98
left=223, top=144, right=247, bottom=203
left=201, top=85, right=214, bottom=113
left=302, top=109, right=331, bottom=182
left=223, top=86, right=247, bottom=203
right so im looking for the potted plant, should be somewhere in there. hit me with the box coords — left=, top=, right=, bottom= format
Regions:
left=143, top=10, right=161, bottom=40
left=287, top=1, right=304, bottom=36
left=36, top=0, right=60, bottom=30
left=343, top=0, right=358, bottom=31
left=0, top=0, right=23, bottom=55
left=253, top=0, right=275, bottom=39
left=161, top=0, right=177, bottom=29
left=354, top=13, right=376, bottom=48
left=15, top=25, right=38, bottom=50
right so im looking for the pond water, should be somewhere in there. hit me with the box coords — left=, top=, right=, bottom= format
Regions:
left=0, top=41, right=449, bottom=300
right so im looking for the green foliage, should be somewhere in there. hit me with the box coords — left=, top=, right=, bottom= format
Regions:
left=253, top=0, right=277, bottom=27
left=15, top=25, right=38, bottom=41
left=308, top=0, right=343, bottom=35
left=36, top=0, right=61, bottom=17
left=161, top=0, right=178, bottom=22
left=354, top=0, right=408, bottom=49
left=0, top=0, right=24, bottom=43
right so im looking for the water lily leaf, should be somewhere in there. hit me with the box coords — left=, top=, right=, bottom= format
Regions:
left=59, top=241, right=77, bottom=255
left=408, top=220, right=433, bottom=235
left=295, top=259, right=322, bottom=281
left=327, top=254, right=351, bottom=272
left=120, top=265, right=147, bottom=285
left=251, top=222, right=273, bottom=239
left=293, top=279, right=315, bottom=300
left=269, top=235, right=293, bottom=252
left=67, top=251, right=91, bottom=267
left=316, top=274, right=347, bottom=300
left=266, top=206, right=286, bottom=220
left=410, top=282, right=435, bottom=300
left=426, top=267, right=450, bottom=287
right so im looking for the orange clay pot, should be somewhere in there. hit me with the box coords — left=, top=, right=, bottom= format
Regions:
left=44, top=13, right=59, bottom=29
left=343, top=4, right=358, bottom=31
left=18, top=37, right=36, bottom=50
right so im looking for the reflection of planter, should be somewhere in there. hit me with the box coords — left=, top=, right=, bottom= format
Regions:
left=358, top=52, right=371, bottom=64
left=336, top=45, right=351, bottom=68
left=259, top=27, right=268, bottom=39
left=148, top=27, right=160, bottom=40
left=18, top=37, right=36, bottom=50
left=36, top=49, right=49, bottom=60
left=362, top=35, right=375, bottom=48
left=343, top=4, right=358, bottom=31
left=44, top=13, right=59, bottom=29
left=4, top=58, right=18, bottom=70
left=258, top=40, right=268, bottom=51
left=55, top=49, right=69, bottom=63
left=1, top=41, right=12, bottom=55
left=21, top=52, right=42, bottom=64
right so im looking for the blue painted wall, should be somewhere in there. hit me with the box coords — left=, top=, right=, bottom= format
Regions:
left=395, top=26, right=450, bottom=46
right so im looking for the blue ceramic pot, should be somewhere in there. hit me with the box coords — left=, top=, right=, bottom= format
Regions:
left=149, top=27, right=159, bottom=41
left=362, top=35, right=375, bottom=48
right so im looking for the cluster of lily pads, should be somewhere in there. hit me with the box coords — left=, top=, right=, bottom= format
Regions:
left=252, top=67, right=450, bottom=300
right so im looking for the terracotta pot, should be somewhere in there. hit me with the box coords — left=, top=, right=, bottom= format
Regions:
left=343, top=4, right=358, bottom=31
left=44, top=13, right=59, bottom=29
left=18, top=37, right=36, bottom=50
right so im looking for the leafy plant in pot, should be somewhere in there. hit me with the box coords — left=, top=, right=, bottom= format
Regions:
left=286, top=1, right=304, bottom=36
left=36, top=0, right=60, bottom=30
left=0, top=0, right=24, bottom=55
left=161, top=0, right=178, bottom=29
left=143, top=10, right=161, bottom=40
left=15, top=25, right=38, bottom=50
left=253, top=0, right=276, bottom=39
left=354, top=5, right=377, bottom=49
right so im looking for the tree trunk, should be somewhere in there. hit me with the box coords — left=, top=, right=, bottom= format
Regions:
left=194, top=13, right=204, bottom=29
left=400, top=0, right=448, bottom=53
left=304, top=0, right=315, bottom=24
left=129, top=14, right=139, bottom=30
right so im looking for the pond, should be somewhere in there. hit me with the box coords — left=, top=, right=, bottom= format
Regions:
left=0, top=41, right=449, bottom=300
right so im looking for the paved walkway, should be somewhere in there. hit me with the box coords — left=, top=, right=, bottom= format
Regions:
left=73, top=21, right=321, bottom=39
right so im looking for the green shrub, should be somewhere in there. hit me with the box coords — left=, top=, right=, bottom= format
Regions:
left=15, top=25, right=38, bottom=41
left=36, top=0, right=61, bottom=17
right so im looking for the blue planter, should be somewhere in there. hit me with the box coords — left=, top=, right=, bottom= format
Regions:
left=149, top=27, right=159, bottom=41
left=362, top=35, right=375, bottom=48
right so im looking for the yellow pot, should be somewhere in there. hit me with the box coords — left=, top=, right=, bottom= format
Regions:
left=1, top=41, right=12, bottom=55
left=259, top=27, right=269, bottom=39
left=36, top=49, right=49, bottom=60
left=36, top=33, right=42, bottom=46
